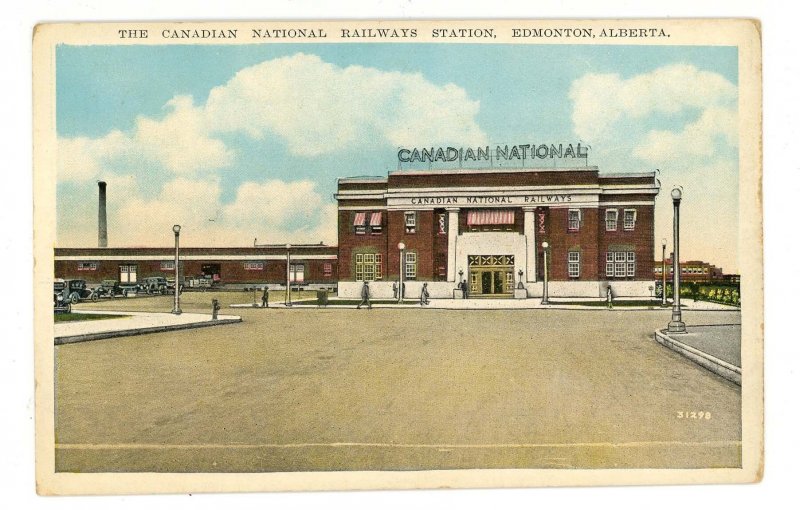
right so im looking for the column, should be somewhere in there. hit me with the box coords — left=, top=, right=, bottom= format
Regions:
left=446, top=208, right=459, bottom=282
left=524, top=207, right=536, bottom=282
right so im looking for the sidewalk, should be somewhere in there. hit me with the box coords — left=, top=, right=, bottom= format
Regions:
left=654, top=324, right=741, bottom=385
left=55, top=310, right=242, bottom=345
left=237, top=298, right=739, bottom=311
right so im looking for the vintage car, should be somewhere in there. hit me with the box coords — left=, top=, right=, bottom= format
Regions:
left=141, top=276, right=169, bottom=295
left=53, top=279, right=71, bottom=313
left=60, top=279, right=98, bottom=304
left=94, top=279, right=128, bottom=299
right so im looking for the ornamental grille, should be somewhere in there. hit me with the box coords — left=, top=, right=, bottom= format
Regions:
left=468, top=255, right=514, bottom=267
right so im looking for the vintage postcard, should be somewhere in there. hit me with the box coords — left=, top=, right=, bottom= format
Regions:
left=33, top=19, right=763, bottom=494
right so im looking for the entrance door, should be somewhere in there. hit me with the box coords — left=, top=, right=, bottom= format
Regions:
left=467, top=255, right=515, bottom=297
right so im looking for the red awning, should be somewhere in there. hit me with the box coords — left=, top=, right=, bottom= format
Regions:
left=467, top=210, right=515, bottom=226
left=353, top=212, right=366, bottom=226
left=369, top=212, right=382, bottom=226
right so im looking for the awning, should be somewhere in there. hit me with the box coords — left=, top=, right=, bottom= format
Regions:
left=369, top=212, right=382, bottom=226
left=467, top=209, right=515, bottom=226
left=353, top=212, right=367, bottom=226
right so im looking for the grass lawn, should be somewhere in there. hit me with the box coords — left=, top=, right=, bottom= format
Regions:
left=54, top=313, right=126, bottom=322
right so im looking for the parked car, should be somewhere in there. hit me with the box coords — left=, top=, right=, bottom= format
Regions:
left=141, top=276, right=168, bottom=295
left=62, top=279, right=98, bottom=304
left=53, top=279, right=71, bottom=313
left=94, top=279, right=128, bottom=299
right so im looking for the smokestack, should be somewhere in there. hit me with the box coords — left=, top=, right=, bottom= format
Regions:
left=98, top=181, right=108, bottom=248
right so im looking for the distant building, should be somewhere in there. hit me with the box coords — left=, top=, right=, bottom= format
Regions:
left=653, top=258, right=739, bottom=284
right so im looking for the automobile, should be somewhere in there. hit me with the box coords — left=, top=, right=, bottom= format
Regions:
left=62, top=279, right=98, bottom=304
left=53, top=279, right=71, bottom=313
left=94, top=279, right=128, bottom=299
left=141, top=276, right=169, bottom=295
left=165, top=276, right=185, bottom=293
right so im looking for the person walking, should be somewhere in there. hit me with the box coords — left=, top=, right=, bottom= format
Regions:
left=606, top=285, right=614, bottom=309
left=357, top=280, right=371, bottom=309
left=420, top=282, right=430, bottom=306
left=461, top=279, right=468, bottom=299
left=261, top=286, right=269, bottom=308
left=392, top=281, right=398, bottom=300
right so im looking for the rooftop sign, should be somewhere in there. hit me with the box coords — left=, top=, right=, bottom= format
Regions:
left=397, top=143, right=589, bottom=164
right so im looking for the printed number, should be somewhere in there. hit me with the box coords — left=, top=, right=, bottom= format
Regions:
left=676, top=411, right=712, bottom=420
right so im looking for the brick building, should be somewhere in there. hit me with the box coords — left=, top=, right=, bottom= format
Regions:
left=335, top=166, right=659, bottom=299
left=653, top=258, right=732, bottom=283
left=54, top=245, right=338, bottom=290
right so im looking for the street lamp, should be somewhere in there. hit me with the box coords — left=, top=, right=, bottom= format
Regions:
left=285, top=243, right=292, bottom=307
left=171, top=224, right=182, bottom=315
left=668, top=188, right=686, bottom=333
left=398, top=242, right=406, bottom=304
left=541, top=241, right=550, bottom=305
left=661, top=238, right=668, bottom=307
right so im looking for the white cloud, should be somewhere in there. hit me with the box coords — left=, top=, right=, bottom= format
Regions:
left=57, top=176, right=337, bottom=248
left=570, top=64, right=737, bottom=143
left=204, top=53, right=487, bottom=155
left=633, top=106, right=738, bottom=163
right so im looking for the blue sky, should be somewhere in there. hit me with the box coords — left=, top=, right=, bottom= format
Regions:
left=55, top=43, right=740, bottom=271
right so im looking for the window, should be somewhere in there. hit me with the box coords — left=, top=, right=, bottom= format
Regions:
left=405, top=252, right=417, bottom=280
left=405, top=212, right=416, bottom=233
left=160, top=261, right=175, bottom=271
left=353, top=212, right=367, bottom=235
left=77, top=262, right=97, bottom=271
left=354, top=253, right=382, bottom=281
left=568, top=251, right=580, bottom=278
left=623, top=209, right=637, bottom=230
left=606, top=251, right=635, bottom=278
left=627, top=252, right=636, bottom=277
left=369, top=212, right=382, bottom=234
left=119, top=264, right=137, bottom=283
left=323, top=263, right=332, bottom=277
left=290, top=264, right=304, bottom=283
left=605, top=209, right=618, bottom=231
left=568, top=209, right=581, bottom=231
left=243, top=262, right=263, bottom=271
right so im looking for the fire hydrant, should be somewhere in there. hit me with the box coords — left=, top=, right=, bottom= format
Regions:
left=211, top=298, right=221, bottom=320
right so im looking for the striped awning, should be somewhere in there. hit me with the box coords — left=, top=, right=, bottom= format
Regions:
left=353, top=212, right=367, bottom=226
left=369, top=212, right=382, bottom=226
left=467, top=209, right=515, bottom=226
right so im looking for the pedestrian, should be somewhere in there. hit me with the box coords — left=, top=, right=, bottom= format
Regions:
left=261, top=286, right=269, bottom=308
left=461, top=279, right=468, bottom=299
left=393, top=281, right=398, bottom=300
left=606, top=285, right=613, bottom=309
left=357, top=280, right=371, bottom=309
left=420, top=282, right=430, bottom=306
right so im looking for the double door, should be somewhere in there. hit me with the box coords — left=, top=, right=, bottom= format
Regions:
left=469, top=266, right=514, bottom=296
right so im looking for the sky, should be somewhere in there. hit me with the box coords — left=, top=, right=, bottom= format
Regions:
left=56, top=43, right=740, bottom=272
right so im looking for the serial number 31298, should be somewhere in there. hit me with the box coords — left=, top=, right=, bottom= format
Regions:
left=677, top=411, right=712, bottom=419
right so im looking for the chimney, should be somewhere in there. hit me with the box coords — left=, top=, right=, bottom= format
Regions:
left=98, top=181, right=108, bottom=248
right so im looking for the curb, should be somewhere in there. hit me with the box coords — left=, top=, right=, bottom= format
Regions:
left=653, top=330, right=741, bottom=386
left=55, top=317, right=242, bottom=345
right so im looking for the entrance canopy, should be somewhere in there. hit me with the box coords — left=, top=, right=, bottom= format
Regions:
left=466, top=209, right=515, bottom=226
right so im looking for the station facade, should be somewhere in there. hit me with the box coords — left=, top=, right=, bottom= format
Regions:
left=336, top=166, right=659, bottom=299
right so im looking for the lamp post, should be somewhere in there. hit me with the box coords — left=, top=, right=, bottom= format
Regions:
left=171, top=224, right=182, bottom=315
left=398, top=242, right=406, bottom=304
left=285, top=243, right=292, bottom=307
left=661, top=238, right=668, bottom=307
left=541, top=241, right=550, bottom=305
left=668, top=188, right=686, bottom=333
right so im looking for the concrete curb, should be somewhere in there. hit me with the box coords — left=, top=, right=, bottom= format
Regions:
left=653, top=330, right=741, bottom=386
left=55, top=317, right=242, bottom=345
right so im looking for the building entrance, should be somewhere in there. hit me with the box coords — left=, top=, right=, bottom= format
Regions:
left=468, top=255, right=514, bottom=297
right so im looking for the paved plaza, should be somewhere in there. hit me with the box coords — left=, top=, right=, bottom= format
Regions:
left=54, top=293, right=742, bottom=472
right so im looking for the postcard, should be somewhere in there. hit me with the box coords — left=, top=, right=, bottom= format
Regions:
left=33, top=18, right=763, bottom=494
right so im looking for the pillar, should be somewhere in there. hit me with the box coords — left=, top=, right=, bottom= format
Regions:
left=524, top=207, right=536, bottom=282
left=446, top=208, right=459, bottom=282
